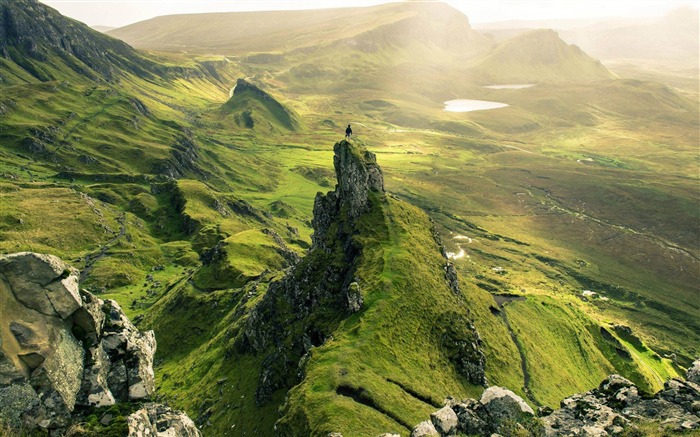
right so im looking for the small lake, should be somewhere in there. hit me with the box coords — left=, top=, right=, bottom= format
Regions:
left=444, top=99, right=508, bottom=112
left=483, top=84, right=536, bottom=90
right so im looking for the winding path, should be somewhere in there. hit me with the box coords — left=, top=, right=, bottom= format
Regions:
left=499, top=304, right=541, bottom=407
left=80, top=213, right=126, bottom=282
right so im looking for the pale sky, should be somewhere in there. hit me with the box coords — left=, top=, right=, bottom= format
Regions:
left=40, top=0, right=699, bottom=28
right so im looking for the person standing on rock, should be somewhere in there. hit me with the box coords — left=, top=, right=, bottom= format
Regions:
left=345, top=124, right=352, bottom=140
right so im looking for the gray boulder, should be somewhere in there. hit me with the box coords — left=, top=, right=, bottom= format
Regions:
left=686, top=359, right=700, bottom=384
left=127, top=403, right=202, bottom=437
left=480, top=386, right=535, bottom=421
left=0, top=252, right=81, bottom=319
left=430, top=405, right=458, bottom=435
left=411, top=420, right=439, bottom=437
left=543, top=373, right=700, bottom=435
left=0, top=253, right=86, bottom=429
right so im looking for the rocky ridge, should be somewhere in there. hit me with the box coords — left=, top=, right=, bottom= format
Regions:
left=370, top=360, right=700, bottom=437
left=239, top=140, right=390, bottom=405
left=0, top=252, right=199, bottom=436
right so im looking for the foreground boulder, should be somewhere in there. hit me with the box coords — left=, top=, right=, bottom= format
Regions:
left=410, top=387, right=539, bottom=437
left=127, top=403, right=201, bottom=437
left=0, top=252, right=198, bottom=436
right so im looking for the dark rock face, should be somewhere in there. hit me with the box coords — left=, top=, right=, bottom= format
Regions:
left=311, top=140, right=384, bottom=250
left=151, top=131, right=202, bottom=179
left=233, top=78, right=277, bottom=101
left=0, top=252, right=156, bottom=432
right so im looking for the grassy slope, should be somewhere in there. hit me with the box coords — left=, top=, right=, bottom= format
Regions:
left=277, top=196, right=483, bottom=436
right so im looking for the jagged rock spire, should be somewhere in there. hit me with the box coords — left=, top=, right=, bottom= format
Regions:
left=312, top=140, right=385, bottom=249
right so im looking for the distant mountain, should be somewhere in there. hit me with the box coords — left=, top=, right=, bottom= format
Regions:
left=91, top=25, right=116, bottom=33
left=468, top=29, right=615, bottom=83
left=561, top=7, right=700, bottom=67
left=107, top=2, right=488, bottom=56
left=0, top=0, right=158, bottom=82
left=476, top=7, right=699, bottom=68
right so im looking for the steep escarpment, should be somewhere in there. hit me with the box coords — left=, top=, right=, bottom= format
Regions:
left=234, top=141, right=486, bottom=435
left=0, top=252, right=199, bottom=436
left=0, top=0, right=156, bottom=82
left=0, top=0, right=230, bottom=86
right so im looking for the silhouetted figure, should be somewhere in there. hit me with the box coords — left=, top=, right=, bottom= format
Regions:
left=345, top=124, right=352, bottom=139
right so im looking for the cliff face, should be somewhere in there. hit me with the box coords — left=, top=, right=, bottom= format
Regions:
left=0, top=252, right=199, bottom=436
left=235, top=140, right=486, bottom=435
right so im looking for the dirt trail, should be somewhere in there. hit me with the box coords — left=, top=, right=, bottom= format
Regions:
left=499, top=302, right=541, bottom=407
left=80, top=213, right=126, bottom=282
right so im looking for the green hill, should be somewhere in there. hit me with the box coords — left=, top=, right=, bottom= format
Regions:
left=220, top=79, right=299, bottom=131
left=469, top=29, right=615, bottom=83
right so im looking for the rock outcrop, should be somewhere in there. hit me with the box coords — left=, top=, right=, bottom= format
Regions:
left=401, top=360, right=700, bottom=437
left=542, top=368, right=700, bottom=435
left=0, top=0, right=158, bottom=82
left=311, top=140, right=384, bottom=249
left=0, top=252, right=198, bottom=436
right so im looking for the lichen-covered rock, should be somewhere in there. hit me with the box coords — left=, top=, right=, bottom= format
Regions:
left=100, top=299, right=156, bottom=401
left=347, top=281, right=363, bottom=313
left=686, top=359, right=700, bottom=384
left=411, top=420, right=439, bottom=437
left=0, top=253, right=85, bottom=429
left=333, top=140, right=384, bottom=219
left=77, top=344, right=114, bottom=407
left=127, top=403, right=202, bottom=437
left=430, top=405, right=458, bottom=435
left=451, top=399, right=486, bottom=435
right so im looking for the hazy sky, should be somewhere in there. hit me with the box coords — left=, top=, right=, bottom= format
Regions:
left=41, top=0, right=699, bottom=28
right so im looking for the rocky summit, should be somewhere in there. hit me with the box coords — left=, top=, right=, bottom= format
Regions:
left=0, top=252, right=199, bottom=436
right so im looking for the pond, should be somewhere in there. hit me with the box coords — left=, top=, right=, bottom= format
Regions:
left=444, top=99, right=508, bottom=112
left=483, top=84, right=536, bottom=89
